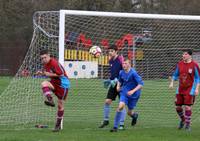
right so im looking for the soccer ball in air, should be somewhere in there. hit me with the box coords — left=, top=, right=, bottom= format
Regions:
left=89, top=46, right=102, bottom=58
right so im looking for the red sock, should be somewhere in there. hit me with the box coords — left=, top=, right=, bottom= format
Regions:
left=185, top=110, right=192, bottom=127
left=55, top=110, right=64, bottom=128
left=176, top=107, right=185, bottom=122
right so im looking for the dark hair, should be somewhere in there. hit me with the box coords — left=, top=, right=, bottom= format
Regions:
left=108, top=44, right=118, bottom=51
left=182, top=49, right=193, bottom=55
left=40, top=49, right=49, bottom=55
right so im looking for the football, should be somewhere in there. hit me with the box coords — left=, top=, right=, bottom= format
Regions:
left=89, top=45, right=102, bottom=58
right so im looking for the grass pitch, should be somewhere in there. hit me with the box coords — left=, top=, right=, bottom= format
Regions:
left=1, top=77, right=200, bottom=141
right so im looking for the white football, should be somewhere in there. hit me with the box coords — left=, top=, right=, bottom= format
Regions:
left=89, top=46, right=102, bottom=58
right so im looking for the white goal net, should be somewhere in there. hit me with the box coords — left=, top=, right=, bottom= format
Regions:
left=1, top=10, right=200, bottom=129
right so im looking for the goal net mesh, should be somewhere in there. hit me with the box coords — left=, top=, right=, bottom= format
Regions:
left=1, top=10, right=200, bottom=129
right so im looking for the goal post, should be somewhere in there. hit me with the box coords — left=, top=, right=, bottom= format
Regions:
left=59, top=10, right=65, bottom=66
left=58, top=10, right=200, bottom=127
left=1, top=10, right=200, bottom=129
left=59, top=10, right=200, bottom=69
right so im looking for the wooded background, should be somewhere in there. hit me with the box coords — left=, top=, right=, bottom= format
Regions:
left=1, top=0, right=200, bottom=75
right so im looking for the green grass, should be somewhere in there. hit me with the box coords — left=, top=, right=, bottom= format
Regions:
left=0, top=77, right=12, bottom=94
left=1, top=123, right=200, bottom=141
left=1, top=77, right=200, bottom=141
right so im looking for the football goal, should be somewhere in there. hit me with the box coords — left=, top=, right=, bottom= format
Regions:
left=1, top=10, right=200, bottom=129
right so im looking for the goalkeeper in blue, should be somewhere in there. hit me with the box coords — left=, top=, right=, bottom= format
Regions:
left=99, top=45, right=126, bottom=130
left=110, top=59, right=144, bottom=132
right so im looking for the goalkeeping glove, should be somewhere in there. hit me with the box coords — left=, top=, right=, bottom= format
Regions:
left=103, top=79, right=111, bottom=89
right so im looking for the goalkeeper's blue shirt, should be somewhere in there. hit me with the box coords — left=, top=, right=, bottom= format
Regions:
left=109, top=55, right=123, bottom=80
left=118, top=68, right=144, bottom=98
